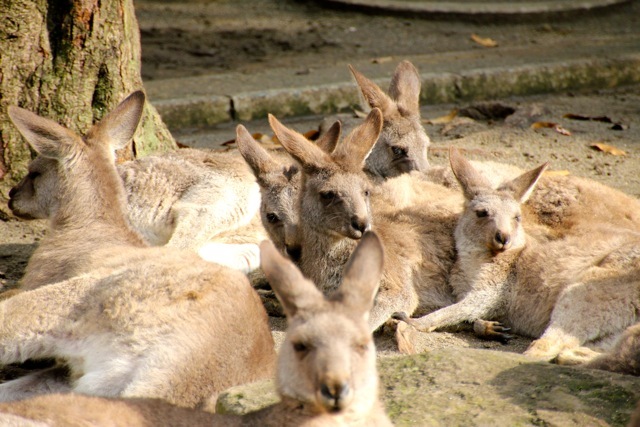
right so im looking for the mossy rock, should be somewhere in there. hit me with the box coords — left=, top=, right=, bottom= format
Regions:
left=217, top=347, right=640, bottom=426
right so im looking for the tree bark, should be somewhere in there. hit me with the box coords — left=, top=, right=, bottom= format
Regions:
left=0, top=0, right=176, bottom=198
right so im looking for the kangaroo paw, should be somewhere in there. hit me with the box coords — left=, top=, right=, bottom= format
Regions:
left=473, top=319, right=514, bottom=344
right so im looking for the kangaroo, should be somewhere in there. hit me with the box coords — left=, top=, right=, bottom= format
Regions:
left=0, top=233, right=392, bottom=427
left=397, top=147, right=640, bottom=362
left=0, top=92, right=276, bottom=407
left=350, top=60, right=640, bottom=234
left=269, top=109, right=462, bottom=332
left=235, top=121, right=341, bottom=262
left=9, top=135, right=266, bottom=276
left=585, top=322, right=640, bottom=376
left=348, top=60, right=430, bottom=180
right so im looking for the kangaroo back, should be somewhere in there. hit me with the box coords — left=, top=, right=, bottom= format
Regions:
left=0, top=233, right=392, bottom=426
left=2, top=93, right=276, bottom=407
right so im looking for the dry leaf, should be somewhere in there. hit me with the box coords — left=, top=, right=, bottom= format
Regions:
left=424, top=109, right=459, bottom=124
left=543, top=170, right=571, bottom=177
left=303, top=129, right=320, bottom=141
left=530, top=121, right=572, bottom=136
left=590, top=143, right=626, bottom=156
left=471, top=33, right=498, bottom=48
left=371, top=56, right=393, bottom=64
left=221, top=138, right=236, bottom=146
left=353, top=108, right=368, bottom=118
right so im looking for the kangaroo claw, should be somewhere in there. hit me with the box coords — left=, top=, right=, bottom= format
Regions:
left=473, top=319, right=514, bottom=344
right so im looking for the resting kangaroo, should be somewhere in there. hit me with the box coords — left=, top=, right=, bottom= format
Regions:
left=235, top=121, right=341, bottom=262
left=398, top=147, right=640, bottom=363
left=0, top=233, right=392, bottom=427
left=269, top=109, right=463, bottom=332
left=0, top=92, right=276, bottom=407
left=350, top=60, right=640, bottom=234
left=9, top=134, right=265, bottom=276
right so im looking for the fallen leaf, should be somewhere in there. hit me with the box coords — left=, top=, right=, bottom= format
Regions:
left=459, top=103, right=515, bottom=121
left=303, top=129, right=320, bottom=141
left=543, top=170, right=570, bottom=177
left=530, top=121, right=572, bottom=136
left=353, top=108, right=368, bottom=118
left=424, top=109, right=459, bottom=125
left=471, top=33, right=498, bottom=48
left=371, top=56, right=393, bottom=64
left=590, top=143, right=626, bottom=156
left=221, top=138, right=236, bottom=146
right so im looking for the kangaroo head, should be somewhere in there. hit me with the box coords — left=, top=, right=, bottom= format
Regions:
left=7, top=92, right=145, bottom=226
left=350, top=60, right=429, bottom=179
left=237, top=123, right=342, bottom=261
left=269, top=110, right=382, bottom=241
left=450, top=147, right=547, bottom=256
left=8, top=155, right=60, bottom=220
left=260, top=231, right=384, bottom=415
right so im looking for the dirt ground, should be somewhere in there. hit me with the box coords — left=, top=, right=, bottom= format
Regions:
left=2, top=1, right=640, bottom=358
left=135, top=0, right=640, bottom=81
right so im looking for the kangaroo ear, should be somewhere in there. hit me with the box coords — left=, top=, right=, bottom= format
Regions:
left=269, top=114, right=333, bottom=174
left=336, top=231, right=384, bottom=320
left=88, top=91, right=145, bottom=150
left=315, top=120, right=341, bottom=154
left=449, top=147, right=493, bottom=200
left=349, top=64, right=396, bottom=117
left=260, top=240, right=324, bottom=318
left=388, top=60, right=421, bottom=116
left=236, top=124, right=281, bottom=184
left=498, top=163, right=548, bottom=203
left=332, top=108, right=382, bottom=171
left=8, top=106, right=81, bottom=160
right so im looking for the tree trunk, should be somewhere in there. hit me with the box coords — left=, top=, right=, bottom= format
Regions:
left=0, top=0, right=176, bottom=198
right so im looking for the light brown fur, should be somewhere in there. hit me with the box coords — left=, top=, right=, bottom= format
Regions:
left=401, top=148, right=640, bottom=363
left=9, top=136, right=266, bottom=276
left=0, top=93, right=275, bottom=407
left=350, top=60, right=640, bottom=236
left=0, top=233, right=392, bottom=427
left=269, top=110, right=462, bottom=332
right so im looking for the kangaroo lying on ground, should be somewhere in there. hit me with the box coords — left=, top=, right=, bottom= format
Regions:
left=235, top=121, right=341, bottom=262
left=0, top=233, right=392, bottom=427
left=0, top=92, right=276, bottom=407
left=9, top=132, right=266, bottom=276
left=269, top=108, right=464, bottom=333
left=397, top=147, right=640, bottom=362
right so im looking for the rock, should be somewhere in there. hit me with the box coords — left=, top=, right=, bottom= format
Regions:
left=216, top=347, right=640, bottom=426
left=215, top=379, right=279, bottom=415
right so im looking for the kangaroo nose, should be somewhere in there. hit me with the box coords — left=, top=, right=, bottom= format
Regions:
left=285, top=245, right=302, bottom=262
left=320, top=382, right=350, bottom=409
left=495, top=231, right=510, bottom=246
left=8, top=186, right=17, bottom=198
left=350, top=217, right=369, bottom=235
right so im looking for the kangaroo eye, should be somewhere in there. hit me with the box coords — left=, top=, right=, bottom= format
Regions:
left=391, top=146, right=407, bottom=157
left=320, top=191, right=336, bottom=202
left=364, top=189, right=371, bottom=197
left=514, top=214, right=522, bottom=222
left=266, top=213, right=280, bottom=224
left=293, top=342, right=310, bottom=354
left=476, top=209, right=488, bottom=218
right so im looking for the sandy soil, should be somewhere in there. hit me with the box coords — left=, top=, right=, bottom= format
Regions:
left=135, top=0, right=640, bottom=81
